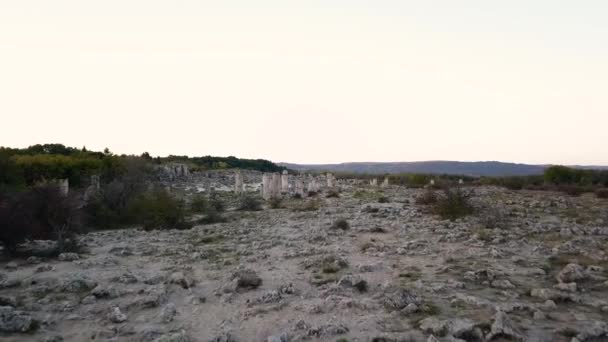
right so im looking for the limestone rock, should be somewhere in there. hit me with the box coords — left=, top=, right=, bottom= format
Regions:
left=0, top=306, right=36, bottom=333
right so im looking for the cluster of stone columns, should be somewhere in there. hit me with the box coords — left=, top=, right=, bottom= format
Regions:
left=253, top=171, right=338, bottom=200
left=327, top=173, right=336, bottom=188
left=260, top=172, right=282, bottom=199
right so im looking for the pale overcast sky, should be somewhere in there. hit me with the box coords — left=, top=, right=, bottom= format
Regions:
left=1, top=1, right=606, bottom=164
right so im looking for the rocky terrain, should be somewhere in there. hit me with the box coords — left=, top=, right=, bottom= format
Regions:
left=1, top=174, right=608, bottom=342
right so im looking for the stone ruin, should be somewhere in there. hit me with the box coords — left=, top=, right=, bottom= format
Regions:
left=295, top=178, right=305, bottom=197
left=158, top=163, right=190, bottom=181
left=84, top=175, right=101, bottom=201
left=381, top=177, right=389, bottom=188
left=281, top=170, right=289, bottom=193
left=370, top=178, right=378, bottom=187
left=234, top=171, right=243, bottom=194
left=327, top=173, right=336, bottom=188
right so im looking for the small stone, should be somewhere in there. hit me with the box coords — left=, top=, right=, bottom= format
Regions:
left=533, top=311, right=546, bottom=320
left=58, top=253, right=79, bottom=262
left=232, top=269, right=262, bottom=291
left=169, top=272, right=195, bottom=289
left=491, top=279, right=515, bottom=289
left=36, top=265, right=54, bottom=273
left=0, top=306, right=35, bottom=333
left=554, top=282, right=577, bottom=292
left=556, top=263, right=587, bottom=283
left=160, top=303, right=177, bottom=323
left=108, top=307, right=127, bottom=323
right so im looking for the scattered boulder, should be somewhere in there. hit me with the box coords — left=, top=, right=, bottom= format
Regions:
left=486, top=310, right=523, bottom=341
left=382, top=288, right=422, bottom=312
left=160, top=303, right=177, bottom=323
left=232, top=269, right=262, bottom=291
left=169, top=272, right=195, bottom=289
left=0, top=306, right=36, bottom=333
left=108, top=307, right=127, bottom=323
left=557, top=263, right=587, bottom=283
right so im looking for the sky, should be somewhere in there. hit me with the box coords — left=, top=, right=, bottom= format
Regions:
left=1, top=1, right=607, bottom=165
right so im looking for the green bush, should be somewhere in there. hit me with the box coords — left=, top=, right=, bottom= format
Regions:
left=433, top=187, right=474, bottom=221
left=127, top=189, right=191, bottom=230
left=326, top=190, right=340, bottom=198
left=268, top=197, right=284, bottom=209
left=190, top=194, right=208, bottom=213
left=0, top=185, right=83, bottom=255
left=330, top=219, right=350, bottom=230
left=238, top=194, right=263, bottom=211
left=293, top=199, right=321, bottom=212
left=378, top=196, right=390, bottom=203
left=208, top=193, right=226, bottom=213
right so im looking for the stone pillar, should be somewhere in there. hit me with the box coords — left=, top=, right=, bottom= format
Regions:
left=295, top=178, right=305, bottom=197
left=281, top=170, right=289, bottom=193
left=58, top=179, right=69, bottom=197
left=327, top=173, right=335, bottom=188
left=309, top=178, right=318, bottom=192
left=381, top=177, right=389, bottom=188
left=262, top=173, right=271, bottom=200
left=429, top=179, right=435, bottom=186
left=271, top=173, right=281, bottom=198
left=458, top=179, right=464, bottom=185
left=91, top=175, right=100, bottom=191
left=370, top=178, right=378, bottom=187
left=234, top=171, right=243, bottom=194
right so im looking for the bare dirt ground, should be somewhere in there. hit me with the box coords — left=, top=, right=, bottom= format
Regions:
left=1, top=181, right=608, bottom=342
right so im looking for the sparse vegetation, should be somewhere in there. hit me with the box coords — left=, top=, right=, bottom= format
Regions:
left=432, top=187, right=474, bottom=220
left=330, top=219, right=350, bottom=230
left=596, top=188, right=608, bottom=199
left=293, top=199, right=321, bottom=212
left=378, top=196, right=390, bottom=203
left=238, top=194, right=263, bottom=211
left=0, top=184, right=83, bottom=255
left=268, top=197, right=284, bottom=209
left=326, top=190, right=340, bottom=198
left=127, top=189, right=192, bottom=230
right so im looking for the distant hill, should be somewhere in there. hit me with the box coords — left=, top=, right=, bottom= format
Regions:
left=279, top=161, right=608, bottom=177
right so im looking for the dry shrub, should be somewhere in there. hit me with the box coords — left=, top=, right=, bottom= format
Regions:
left=432, top=187, right=474, bottom=221
left=330, top=219, right=350, bottom=230
left=595, top=188, right=608, bottom=199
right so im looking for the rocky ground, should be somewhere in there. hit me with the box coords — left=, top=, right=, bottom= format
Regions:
left=1, top=180, right=608, bottom=342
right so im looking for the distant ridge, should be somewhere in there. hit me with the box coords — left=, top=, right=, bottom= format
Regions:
left=279, top=161, right=608, bottom=177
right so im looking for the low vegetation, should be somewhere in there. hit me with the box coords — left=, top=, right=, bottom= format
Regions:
left=0, top=184, right=83, bottom=255
left=238, top=194, right=263, bottom=211
left=432, top=187, right=474, bottom=221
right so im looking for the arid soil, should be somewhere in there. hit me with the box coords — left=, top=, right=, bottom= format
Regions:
left=1, top=179, right=608, bottom=342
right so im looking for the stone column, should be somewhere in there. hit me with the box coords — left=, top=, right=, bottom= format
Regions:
left=262, top=173, right=271, bottom=199
left=271, top=173, right=281, bottom=198
left=91, top=175, right=100, bottom=191
left=327, top=173, right=335, bottom=188
left=370, top=178, right=378, bottom=187
left=58, top=179, right=69, bottom=197
left=295, top=178, right=305, bottom=197
left=381, top=177, right=389, bottom=188
left=281, top=170, right=289, bottom=193
left=234, top=171, right=243, bottom=194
